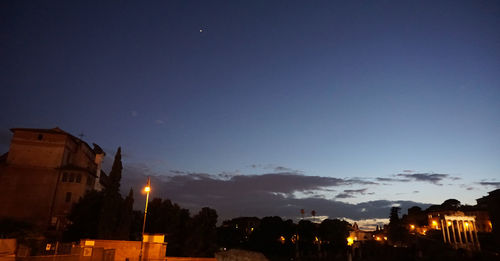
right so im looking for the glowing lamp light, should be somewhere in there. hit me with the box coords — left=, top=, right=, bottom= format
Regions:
left=447, top=221, right=452, bottom=226
left=347, top=237, right=354, bottom=246
left=410, top=224, right=415, bottom=230
left=144, top=186, right=151, bottom=192
left=384, top=237, right=388, bottom=240
left=279, top=236, right=285, bottom=244
left=432, top=220, right=439, bottom=229
left=376, top=236, right=381, bottom=241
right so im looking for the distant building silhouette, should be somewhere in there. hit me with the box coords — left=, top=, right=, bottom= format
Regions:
left=0, top=127, right=107, bottom=232
left=476, top=189, right=500, bottom=247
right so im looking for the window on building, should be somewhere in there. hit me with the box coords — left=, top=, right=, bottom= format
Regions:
left=69, top=173, right=75, bottom=182
left=65, top=192, right=72, bottom=203
left=38, top=134, right=43, bottom=140
left=76, top=174, right=82, bottom=183
left=62, top=172, right=68, bottom=182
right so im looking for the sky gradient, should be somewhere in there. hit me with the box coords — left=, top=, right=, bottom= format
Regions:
left=1, top=1, right=499, bottom=227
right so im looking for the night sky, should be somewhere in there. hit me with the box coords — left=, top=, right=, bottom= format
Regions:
left=1, top=1, right=499, bottom=227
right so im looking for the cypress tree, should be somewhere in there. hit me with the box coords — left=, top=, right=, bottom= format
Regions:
left=98, top=147, right=124, bottom=239
left=107, top=147, right=122, bottom=195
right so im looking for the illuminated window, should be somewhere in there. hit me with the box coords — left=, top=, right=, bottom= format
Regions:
left=65, top=192, right=72, bottom=203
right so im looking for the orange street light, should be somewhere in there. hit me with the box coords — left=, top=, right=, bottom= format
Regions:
left=139, top=177, right=151, bottom=261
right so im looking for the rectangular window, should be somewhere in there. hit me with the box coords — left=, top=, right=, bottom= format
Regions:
left=76, top=174, right=82, bottom=183
left=65, top=192, right=72, bottom=203
left=69, top=173, right=75, bottom=182
left=62, top=172, right=68, bottom=182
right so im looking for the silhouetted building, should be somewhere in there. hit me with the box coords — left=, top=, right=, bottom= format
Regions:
left=0, top=127, right=106, bottom=231
left=476, top=189, right=500, bottom=247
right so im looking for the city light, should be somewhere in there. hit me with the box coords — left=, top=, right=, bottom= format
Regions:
left=347, top=237, right=354, bottom=246
left=432, top=220, right=438, bottom=229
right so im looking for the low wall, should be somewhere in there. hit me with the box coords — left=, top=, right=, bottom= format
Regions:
left=79, top=239, right=166, bottom=261
left=16, top=255, right=80, bottom=261
left=166, top=258, right=216, bottom=261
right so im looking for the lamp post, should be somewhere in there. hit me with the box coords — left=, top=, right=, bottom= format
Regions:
left=139, top=177, right=151, bottom=261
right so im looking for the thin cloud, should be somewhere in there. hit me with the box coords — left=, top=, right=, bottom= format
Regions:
left=376, top=172, right=460, bottom=185
left=249, top=164, right=302, bottom=174
left=131, top=110, right=138, bottom=117
left=155, top=119, right=165, bottom=125
left=376, top=177, right=410, bottom=182
left=395, top=173, right=454, bottom=185
left=336, top=188, right=369, bottom=199
left=274, top=166, right=299, bottom=173
left=478, top=181, right=500, bottom=188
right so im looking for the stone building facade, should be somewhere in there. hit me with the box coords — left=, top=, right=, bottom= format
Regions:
left=0, top=127, right=106, bottom=231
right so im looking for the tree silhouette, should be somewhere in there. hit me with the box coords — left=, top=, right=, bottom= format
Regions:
left=106, top=147, right=122, bottom=194
left=441, top=199, right=461, bottom=210
left=388, top=207, right=408, bottom=243
left=145, top=198, right=190, bottom=256
left=184, top=207, right=218, bottom=257
left=66, top=148, right=133, bottom=240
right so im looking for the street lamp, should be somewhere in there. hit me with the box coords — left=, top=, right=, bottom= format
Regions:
left=139, top=177, right=151, bottom=261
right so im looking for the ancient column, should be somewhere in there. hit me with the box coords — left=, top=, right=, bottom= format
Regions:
left=441, top=219, right=447, bottom=243
left=451, top=220, right=457, bottom=244
left=472, top=221, right=481, bottom=249
left=457, top=220, right=463, bottom=244
left=462, top=221, right=469, bottom=244
left=468, top=221, right=475, bottom=246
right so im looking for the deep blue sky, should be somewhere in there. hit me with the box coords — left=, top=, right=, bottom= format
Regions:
left=1, top=1, right=499, bottom=223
